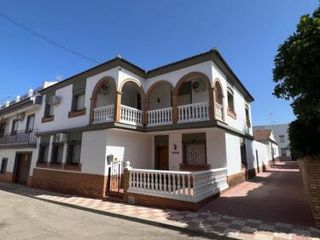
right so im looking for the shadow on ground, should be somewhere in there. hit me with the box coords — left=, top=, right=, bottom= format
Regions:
left=0, top=162, right=319, bottom=239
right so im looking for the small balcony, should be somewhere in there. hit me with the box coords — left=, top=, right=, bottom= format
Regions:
left=120, top=105, right=143, bottom=126
left=147, top=107, right=173, bottom=126
left=92, top=105, right=114, bottom=124
left=0, top=130, right=37, bottom=148
left=177, top=102, right=210, bottom=123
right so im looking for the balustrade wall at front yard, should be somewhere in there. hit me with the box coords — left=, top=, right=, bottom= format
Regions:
left=126, top=167, right=229, bottom=203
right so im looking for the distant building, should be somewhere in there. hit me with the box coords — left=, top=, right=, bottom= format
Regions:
left=254, top=124, right=291, bottom=160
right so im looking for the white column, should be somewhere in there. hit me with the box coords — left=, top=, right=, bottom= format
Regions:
left=62, top=142, right=69, bottom=165
left=47, top=135, right=54, bottom=164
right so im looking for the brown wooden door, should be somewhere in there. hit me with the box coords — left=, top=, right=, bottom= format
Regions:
left=158, top=146, right=169, bottom=170
left=15, top=153, right=32, bottom=185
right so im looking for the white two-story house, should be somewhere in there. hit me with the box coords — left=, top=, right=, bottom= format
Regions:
left=0, top=49, right=275, bottom=209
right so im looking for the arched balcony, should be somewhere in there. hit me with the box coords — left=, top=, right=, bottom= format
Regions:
left=91, top=78, right=116, bottom=124
left=173, top=73, right=212, bottom=123
left=119, top=80, right=145, bottom=126
left=214, top=80, right=224, bottom=121
left=146, top=81, right=173, bottom=126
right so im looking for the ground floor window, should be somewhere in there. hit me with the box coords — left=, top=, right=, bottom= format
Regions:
left=51, top=143, right=64, bottom=164
left=67, top=142, right=81, bottom=165
left=38, top=144, right=49, bottom=163
left=0, top=158, right=8, bottom=174
left=66, top=132, right=82, bottom=165
left=182, top=133, right=207, bottom=166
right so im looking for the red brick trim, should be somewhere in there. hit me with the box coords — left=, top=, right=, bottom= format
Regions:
left=42, top=116, right=54, bottom=123
left=126, top=192, right=220, bottom=211
left=68, top=108, right=86, bottom=118
left=0, top=172, right=13, bottom=183
left=32, top=168, right=107, bottom=198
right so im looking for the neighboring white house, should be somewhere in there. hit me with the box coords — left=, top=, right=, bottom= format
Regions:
left=253, top=129, right=279, bottom=167
left=0, top=82, right=56, bottom=186
left=0, top=49, right=277, bottom=210
left=254, top=124, right=291, bottom=160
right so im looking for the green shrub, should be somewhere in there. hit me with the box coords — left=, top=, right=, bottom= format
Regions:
left=289, top=116, right=320, bottom=159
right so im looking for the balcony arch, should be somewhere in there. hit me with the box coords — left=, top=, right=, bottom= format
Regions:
left=214, top=78, right=224, bottom=121
left=119, top=79, right=146, bottom=126
left=146, top=81, right=174, bottom=126
left=173, top=72, right=212, bottom=123
left=90, top=77, right=116, bottom=124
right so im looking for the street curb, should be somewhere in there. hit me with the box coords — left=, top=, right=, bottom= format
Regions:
left=25, top=194, right=234, bottom=240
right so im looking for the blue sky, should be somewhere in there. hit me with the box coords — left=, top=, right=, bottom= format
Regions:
left=0, top=0, right=318, bottom=125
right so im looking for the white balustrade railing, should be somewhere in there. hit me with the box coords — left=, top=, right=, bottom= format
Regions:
left=147, top=107, right=172, bottom=126
left=128, top=167, right=228, bottom=203
left=93, top=105, right=114, bottom=124
left=120, top=105, right=143, bottom=126
left=177, top=102, right=210, bottom=123
left=215, top=103, right=223, bottom=121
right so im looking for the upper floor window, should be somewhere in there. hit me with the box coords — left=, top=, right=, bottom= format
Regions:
left=26, top=114, right=35, bottom=132
left=44, top=103, right=54, bottom=117
left=11, top=120, right=19, bottom=135
left=72, top=92, right=85, bottom=111
left=245, top=105, right=251, bottom=127
left=0, top=122, right=6, bottom=137
left=227, top=88, right=235, bottom=113
left=71, top=79, right=86, bottom=112
left=279, top=135, right=285, bottom=143
left=44, top=92, right=55, bottom=118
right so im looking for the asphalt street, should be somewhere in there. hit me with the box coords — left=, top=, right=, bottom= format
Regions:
left=0, top=189, right=217, bottom=240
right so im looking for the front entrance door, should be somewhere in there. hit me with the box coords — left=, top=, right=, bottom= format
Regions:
left=158, top=146, right=169, bottom=170
left=14, top=152, right=32, bottom=185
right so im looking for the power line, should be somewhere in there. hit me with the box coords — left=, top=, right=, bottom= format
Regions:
left=0, top=11, right=99, bottom=64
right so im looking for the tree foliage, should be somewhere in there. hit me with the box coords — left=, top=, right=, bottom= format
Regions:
left=273, top=6, right=320, bottom=158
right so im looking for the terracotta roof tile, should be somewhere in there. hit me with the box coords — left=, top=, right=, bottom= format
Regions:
left=253, top=129, right=272, bottom=141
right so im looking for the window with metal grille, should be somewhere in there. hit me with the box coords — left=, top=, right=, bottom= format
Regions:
left=0, top=158, right=8, bottom=174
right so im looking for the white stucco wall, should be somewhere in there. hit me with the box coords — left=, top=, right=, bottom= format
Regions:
left=225, top=133, right=242, bottom=175
left=168, top=133, right=182, bottom=171
left=0, top=148, right=38, bottom=176
left=38, top=68, right=119, bottom=133
left=206, top=128, right=227, bottom=169
left=105, top=129, right=153, bottom=171
left=148, top=84, right=172, bottom=110
left=81, top=130, right=108, bottom=175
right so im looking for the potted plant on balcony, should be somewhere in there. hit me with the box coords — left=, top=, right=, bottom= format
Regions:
left=273, top=5, right=320, bottom=228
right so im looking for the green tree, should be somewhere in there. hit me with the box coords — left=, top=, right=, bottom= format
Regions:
left=273, top=6, right=320, bottom=157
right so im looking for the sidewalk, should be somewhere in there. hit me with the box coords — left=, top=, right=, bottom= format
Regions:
left=0, top=162, right=319, bottom=240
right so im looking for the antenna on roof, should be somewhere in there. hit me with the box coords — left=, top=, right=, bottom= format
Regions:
left=56, top=75, right=64, bottom=81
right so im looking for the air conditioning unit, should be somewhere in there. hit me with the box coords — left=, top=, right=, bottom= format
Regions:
left=192, top=80, right=205, bottom=92
left=55, top=133, right=68, bottom=143
left=16, top=112, right=25, bottom=121
left=48, top=95, right=61, bottom=106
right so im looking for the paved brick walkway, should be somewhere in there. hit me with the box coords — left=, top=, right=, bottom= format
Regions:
left=201, top=161, right=314, bottom=226
left=0, top=162, right=319, bottom=240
